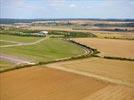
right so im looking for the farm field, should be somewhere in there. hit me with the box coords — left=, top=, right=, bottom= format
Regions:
left=0, top=20, right=134, bottom=100
left=0, top=1, right=134, bottom=100
left=0, top=60, right=15, bottom=71
left=73, top=38, right=134, bottom=58
left=0, top=41, right=16, bottom=46
left=0, top=67, right=133, bottom=100
left=0, top=34, right=43, bottom=43
left=46, top=57, right=134, bottom=87
left=91, top=31, right=134, bottom=39
left=0, top=37, right=85, bottom=63
left=27, top=26, right=134, bottom=40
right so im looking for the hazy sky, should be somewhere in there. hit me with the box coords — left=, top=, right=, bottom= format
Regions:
left=0, top=0, right=134, bottom=19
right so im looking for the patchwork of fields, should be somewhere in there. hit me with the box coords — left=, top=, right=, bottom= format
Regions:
left=1, top=67, right=133, bottom=100
left=46, top=57, right=134, bottom=87
left=0, top=29, right=134, bottom=100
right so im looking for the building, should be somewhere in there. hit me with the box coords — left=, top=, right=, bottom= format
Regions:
left=38, top=31, right=48, bottom=36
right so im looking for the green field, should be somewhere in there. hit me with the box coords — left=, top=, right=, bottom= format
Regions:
left=0, top=41, right=16, bottom=46
left=0, top=38, right=85, bottom=62
left=0, top=60, right=15, bottom=71
left=0, top=34, right=43, bottom=43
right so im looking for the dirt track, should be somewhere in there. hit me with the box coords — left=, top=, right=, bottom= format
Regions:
left=0, top=67, right=133, bottom=100
left=0, top=54, right=35, bottom=65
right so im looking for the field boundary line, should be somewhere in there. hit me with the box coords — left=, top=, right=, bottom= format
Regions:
left=103, top=56, right=134, bottom=61
left=72, top=39, right=134, bottom=61
left=46, top=65, right=134, bottom=88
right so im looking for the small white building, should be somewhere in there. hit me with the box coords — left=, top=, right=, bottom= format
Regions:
left=38, top=31, right=48, bottom=36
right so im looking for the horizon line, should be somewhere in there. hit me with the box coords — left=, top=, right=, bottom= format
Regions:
left=1, top=18, right=134, bottom=20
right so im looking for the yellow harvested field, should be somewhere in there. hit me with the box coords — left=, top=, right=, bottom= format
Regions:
left=92, top=31, right=134, bottom=39
left=47, top=57, right=134, bottom=87
left=83, top=85, right=134, bottom=100
left=0, top=67, right=107, bottom=100
left=73, top=38, right=134, bottom=58
left=0, top=67, right=133, bottom=100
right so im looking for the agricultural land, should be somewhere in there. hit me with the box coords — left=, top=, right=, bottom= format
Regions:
left=0, top=19, right=134, bottom=100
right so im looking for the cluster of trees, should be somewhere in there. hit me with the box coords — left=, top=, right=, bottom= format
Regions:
left=0, top=30, right=43, bottom=37
left=94, top=23, right=134, bottom=27
left=0, top=28, right=43, bottom=37
left=49, top=31, right=96, bottom=38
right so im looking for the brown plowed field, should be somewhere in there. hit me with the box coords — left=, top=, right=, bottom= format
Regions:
left=73, top=38, right=134, bottom=58
left=47, top=57, right=134, bottom=87
left=0, top=66, right=133, bottom=100
left=0, top=67, right=108, bottom=100
left=83, top=85, right=134, bottom=100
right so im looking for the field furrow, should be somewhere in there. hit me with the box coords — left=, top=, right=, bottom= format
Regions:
left=0, top=67, right=108, bottom=100
left=83, top=85, right=134, bottom=100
